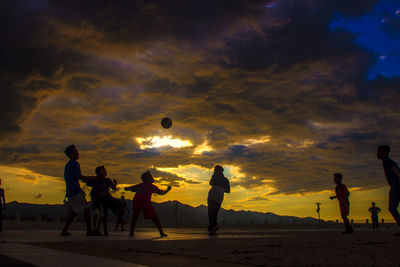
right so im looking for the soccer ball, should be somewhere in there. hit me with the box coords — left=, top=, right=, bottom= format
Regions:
left=161, top=117, right=172, bottom=129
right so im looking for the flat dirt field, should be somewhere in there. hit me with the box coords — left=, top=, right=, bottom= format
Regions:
left=11, top=227, right=400, bottom=266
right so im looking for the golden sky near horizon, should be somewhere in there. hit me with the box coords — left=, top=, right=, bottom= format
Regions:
left=1, top=0, right=400, bottom=222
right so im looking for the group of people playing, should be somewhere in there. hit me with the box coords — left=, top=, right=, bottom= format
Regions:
left=329, top=145, right=400, bottom=234
left=60, top=143, right=400, bottom=237
left=61, top=145, right=129, bottom=236
left=61, top=144, right=230, bottom=237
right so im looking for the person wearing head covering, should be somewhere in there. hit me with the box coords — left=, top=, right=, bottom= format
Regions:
left=207, top=165, right=230, bottom=236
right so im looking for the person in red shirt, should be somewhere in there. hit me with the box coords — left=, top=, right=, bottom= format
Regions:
left=330, top=173, right=354, bottom=234
left=124, top=171, right=171, bottom=237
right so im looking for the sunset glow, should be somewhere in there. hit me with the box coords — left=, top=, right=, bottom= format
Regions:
left=1, top=0, right=400, bottom=223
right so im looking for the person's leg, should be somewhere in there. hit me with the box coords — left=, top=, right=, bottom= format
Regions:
left=103, top=206, right=109, bottom=235
left=129, top=215, right=139, bottom=236
left=84, top=208, right=93, bottom=233
left=209, top=200, right=220, bottom=230
left=213, top=202, right=221, bottom=228
left=61, top=212, right=77, bottom=236
left=207, top=199, right=213, bottom=231
left=93, top=213, right=99, bottom=231
left=342, top=215, right=353, bottom=233
left=389, top=191, right=400, bottom=226
left=115, top=221, right=118, bottom=231
left=152, top=217, right=167, bottom=237
left=0, top=207, right=3, bottom=231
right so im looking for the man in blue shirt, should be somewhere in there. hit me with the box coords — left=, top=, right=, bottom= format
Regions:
left=377, top=145, right=400, bottom=234
left=61, top=145, right=98, bottom=236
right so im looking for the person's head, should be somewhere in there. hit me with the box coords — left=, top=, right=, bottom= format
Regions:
left=141, top=171, right=154, bottom=183
left=372, top=202, right=376, bottom=206
left=65, top=145, right=79, bottom=160
left=214, top=165, right=224, bottom=175
left=377, top=145, right=390, bottom=160
left=333, top=173, right=342, bottom=184
left=121, top=195, right=125, bottom=200
left=95, top=165, right=107, bottom=178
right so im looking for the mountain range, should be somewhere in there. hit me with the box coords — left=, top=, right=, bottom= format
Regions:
left=4, top=200, right=322, bottom=226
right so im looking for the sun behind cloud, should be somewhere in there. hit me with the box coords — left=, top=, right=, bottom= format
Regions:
left=136, top=136, right=193, bottom=149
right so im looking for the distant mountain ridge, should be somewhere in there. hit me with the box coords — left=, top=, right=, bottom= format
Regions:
left=4, top=200, right=322, bottom=226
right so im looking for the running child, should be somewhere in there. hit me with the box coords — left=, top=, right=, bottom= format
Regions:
left=368, top=202, right=381, bottom=229
left=207, top=165, right=230, bottom=236
left=124, top=171, right=171, bottom=237
left=330, top=173, right=354, bottom=234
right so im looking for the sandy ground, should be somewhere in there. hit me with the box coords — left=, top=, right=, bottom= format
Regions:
left=3, top=227, right=396, bottom=267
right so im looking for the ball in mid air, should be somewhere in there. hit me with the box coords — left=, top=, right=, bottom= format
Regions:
left=161, top=117, right=172, bottom=129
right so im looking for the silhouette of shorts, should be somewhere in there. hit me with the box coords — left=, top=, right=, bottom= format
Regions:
left=339, top=201, right=349, bottom=216
left=67, top=192, right=89, bottom=214
left=133, top=200, right=157, bottom=219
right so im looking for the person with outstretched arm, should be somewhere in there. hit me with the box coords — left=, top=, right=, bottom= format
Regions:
left=86, top=165, right=118, bottom=236
left=61, top=145, right=99, bottom=236
left=125, top=171, right=171, bottom=237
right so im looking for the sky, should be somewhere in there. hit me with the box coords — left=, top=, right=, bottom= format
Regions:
left=1, top=0, right=400, bottom=221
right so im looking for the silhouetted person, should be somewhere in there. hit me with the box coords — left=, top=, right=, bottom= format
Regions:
left=115, top=196, right=129, bottom=231
left=124, top=171, right=171, bottom=237
left=330, top=173, right=354, bottom=234
left=0, top=179, right=5, bottom=231
left=207, top=165, right=230, bottom=236
left=61, top=145, right=99, bottom=236
left=368, top=202, right=381, bottom=229
left=377, top=145, right=400, bottom=234
left=86, top=165, right=117, bottom=236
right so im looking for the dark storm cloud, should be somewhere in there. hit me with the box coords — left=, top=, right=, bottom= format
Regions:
left=1, top=0, right=399, bottom=197
left=0, top=1, right=90, bottom=137
left=47, top=0, right=268, bottom=42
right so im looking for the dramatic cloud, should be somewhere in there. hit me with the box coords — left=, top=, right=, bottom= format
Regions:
left=1, top=0, right=399, bottom=205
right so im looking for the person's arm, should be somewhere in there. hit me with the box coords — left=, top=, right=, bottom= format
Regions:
left=391, top=166, right=400, bottom=178
left=80, top=175, right=97, bottom=182
left=107, top=179, right=117, bottom=190
left=154, top=185, right=172, bottom=195
left=1, top=190, right=5, bottom=210
left=124, top=185, right=138, bottom=192
left=209, top=175, right=215, bottom=186
left=225, top=179, right=230, bottom=193
left=377, top=207, right=381, bottom=213
left=330, top=196, right=337, bottom=200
